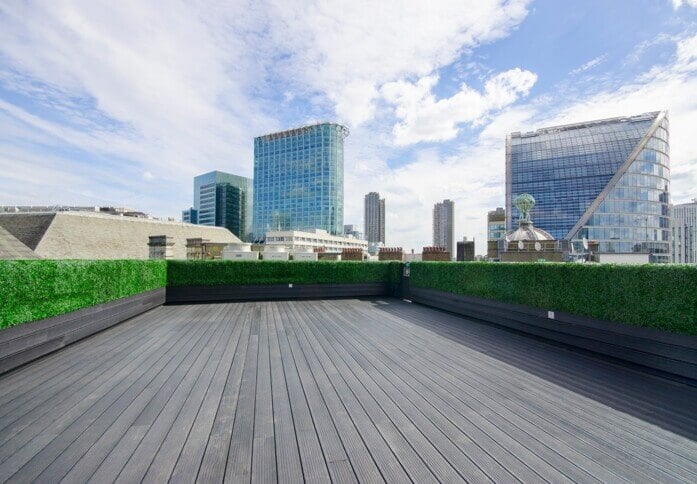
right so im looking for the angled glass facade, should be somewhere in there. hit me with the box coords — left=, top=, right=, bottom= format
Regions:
left=253, top=123, right=347, bottom=240
left=507, top=111, right=671, bottom=262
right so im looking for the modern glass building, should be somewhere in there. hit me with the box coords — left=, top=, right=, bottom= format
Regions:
left=182, top=208, right=198, bottom=224
left=506, top=111, right=671, bottom=262
left=184, top=171, right=252, bottom=240
left=253, top=123, right=348, bottom=240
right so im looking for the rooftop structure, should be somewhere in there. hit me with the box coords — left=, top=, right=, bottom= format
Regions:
left=0, top=211, right=240, bottom=259
left=507, top=111, right=671, bottom=262
left=253, top=123, right=347, bottom=239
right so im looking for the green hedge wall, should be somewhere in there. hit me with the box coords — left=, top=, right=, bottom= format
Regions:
left=0, top=260, right=167, bottom=329
left=167, top=260, right=402, bottom=287
left=409, top=262, right=697, bottom=335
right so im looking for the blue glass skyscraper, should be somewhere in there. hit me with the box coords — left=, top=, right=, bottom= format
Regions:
left=253, top=123, right=348, bottom=240
left=506, top=111, right=671, bottom=262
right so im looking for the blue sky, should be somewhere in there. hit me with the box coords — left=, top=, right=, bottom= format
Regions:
left=1, top=0, right=696, bottom=252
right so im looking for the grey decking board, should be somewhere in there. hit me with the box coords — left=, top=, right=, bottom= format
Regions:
left=130, top=304, right=243, bottom=482
left=224, top=308, right=260, bottom=483
left=280, top=301, right=410, bottom=484
left=273, top=302, right=332, bottom=483
left=141, top=303, right=245, bottom=481
left=250, top=304, right=277, bottom=484
left=0, top=306, right=180, bottom=430
left=301, top=301, right=517, bottom=483
left=0, top=308, right=196, bottom=481
left=282, top=302, right=385, bottom=483
left=0, top=305, right=173, bottom=402
left=0, top=306, right=193, bottom=477
left=379, top=301, right=697, bottom=467
left=321, top=300, right=614, bottom=483
left=283, top=309, right=357, bottom=468
left=394, top=301, right=697, bottom=418
left=112, top=303, right=236, bottom=483
left=330, top=303, right=603, bottom=484
left=196, top=305, right=254, bottom=483
left=0, top=298, right=695, bottom=483
left=345, top=300, right=696, bottom=482
left=13, top=304, right=227, bottom=483
left=378, top=302, right=694, bottom=442
left=72, top=304, right=230, bottom=484
left=280, top=302, right=440, bottom=483
left=168, top=304, right=250, bottom=483
left=264, top=302, right=304, bottom=484
left=315, top=299, right=569, bottom=483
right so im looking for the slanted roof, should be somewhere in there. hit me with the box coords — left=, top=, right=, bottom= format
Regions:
left=0, top=225, right=39, bottom=259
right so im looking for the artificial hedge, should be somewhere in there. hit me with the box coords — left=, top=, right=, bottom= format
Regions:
left=0, top=260, right=167, bottom=329
left=409, top=262, right=697, bottom=335
left=167, top=260, right=402, bottom=287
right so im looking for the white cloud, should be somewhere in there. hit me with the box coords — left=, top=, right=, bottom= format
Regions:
left=381, top=68, right=537, bottom=145
left=672, top=0, right=697, bottom=8
left=261, top=0, right=531, bottom=126
left=569, top=54, right=608, bottom=75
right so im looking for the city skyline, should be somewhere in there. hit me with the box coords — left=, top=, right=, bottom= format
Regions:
left=0, top=2, right=696, bottom=252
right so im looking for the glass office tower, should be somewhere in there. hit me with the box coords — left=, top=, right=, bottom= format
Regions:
left=253, top=123, right=348, bottom=240
left=506, top=111, right=671, bottom=262
left=189, top=171, right=252, bottom=240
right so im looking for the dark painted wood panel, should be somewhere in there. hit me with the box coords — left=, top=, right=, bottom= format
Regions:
left=165, top=283, right=393, bottom=304
left=408, top=287, right=697, bottom=381
left=0, top=288, right=165, bottom=375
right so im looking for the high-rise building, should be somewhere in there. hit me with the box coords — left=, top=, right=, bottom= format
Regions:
left=184, top=171, right=252, bottom=240
left=506, top=111, right=671, bottom=262
left=253, top=123, right=348, bottom=239
left=672, top=200, right=697, bottom=263
left=364, top=192, right=385, bottom=244
left=487, top=207, right=506, bottom=259
left=456, top=237, right=475, bottom=261
left=433, top=199, right=455, bottom=259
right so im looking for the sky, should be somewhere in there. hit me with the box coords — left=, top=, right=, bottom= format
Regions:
left=0, top=0, right=696, bottom=254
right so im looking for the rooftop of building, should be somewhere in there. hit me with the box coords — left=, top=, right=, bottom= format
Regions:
left=1, top=297, right=694, bottom=481
left=255, top=122, right=349, bottom=141
left=510, top=110, right=662, bottom=138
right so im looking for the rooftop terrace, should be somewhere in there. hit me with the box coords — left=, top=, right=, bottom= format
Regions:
left=1, top=298, right=695, bottom=482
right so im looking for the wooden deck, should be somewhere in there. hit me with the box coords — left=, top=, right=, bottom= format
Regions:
left=0, top=298, right=696, bottom=483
